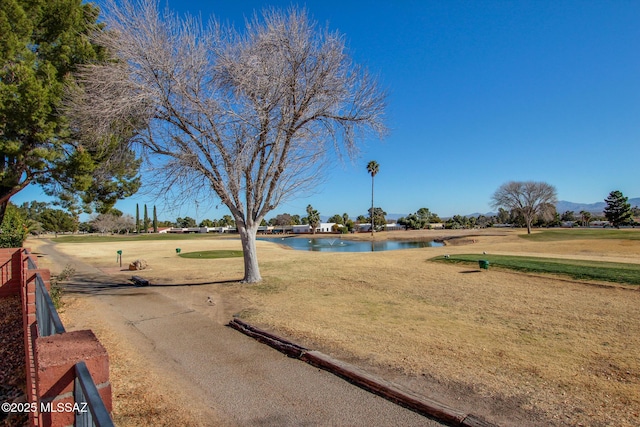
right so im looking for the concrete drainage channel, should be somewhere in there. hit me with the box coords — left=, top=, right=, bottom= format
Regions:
left=228, top=318, right=497, bottom=427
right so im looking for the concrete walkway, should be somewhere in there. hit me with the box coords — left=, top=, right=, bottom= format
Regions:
left=39, top=242, right=445, bottom=426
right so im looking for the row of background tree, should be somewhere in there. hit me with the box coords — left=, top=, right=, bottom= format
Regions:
left=4, top=189, right=637, bottom=238
left=2, top=202, right=382, bottom=236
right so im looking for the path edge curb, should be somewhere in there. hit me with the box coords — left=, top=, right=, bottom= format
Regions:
left=228, top=318, right=498, bottom=427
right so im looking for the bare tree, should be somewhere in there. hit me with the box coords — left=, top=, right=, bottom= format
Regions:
left=491, top=181, right=557, bottom=234
left=66, top=0, right=386, bottom=282
left=115, top=214, right=136, bottom=234
left=91, top=213, right=118, bottom=234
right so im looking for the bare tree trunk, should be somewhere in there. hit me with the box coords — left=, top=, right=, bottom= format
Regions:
left=238, top=224, right=262, bottom=283
left=370, top=176, right=375, bottom=238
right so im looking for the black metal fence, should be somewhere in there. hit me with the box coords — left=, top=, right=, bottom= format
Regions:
left=74, top=362, right=115, bottom=427
left=35, top=274, right=65, bottom=337
left=28, top=251, right=114, bottom=427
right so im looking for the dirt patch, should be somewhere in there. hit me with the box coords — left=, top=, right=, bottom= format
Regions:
left=0, top=296, right=27, bottom=427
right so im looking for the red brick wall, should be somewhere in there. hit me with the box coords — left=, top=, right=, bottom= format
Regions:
left=0, top=248, right=113, bottom=427
left=35, top=331, right=111, bottom=427
left=0, top=248, right=22, bottom=297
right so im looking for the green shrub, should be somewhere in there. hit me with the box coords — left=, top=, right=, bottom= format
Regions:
left=0, top=204, right=27, bottom=248
left=50, top=264, right=75, bottom=309
left=0, top=233, right=26, bottom=248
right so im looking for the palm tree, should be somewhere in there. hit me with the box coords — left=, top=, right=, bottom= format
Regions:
left=366, top=160, right=379, bottom=237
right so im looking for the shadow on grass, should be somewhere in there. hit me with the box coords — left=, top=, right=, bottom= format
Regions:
left=61, top=273, right=241, bottom=296
left=148, top=279, right=241, bottom=287
left=60, top=274, right=134, bottom=296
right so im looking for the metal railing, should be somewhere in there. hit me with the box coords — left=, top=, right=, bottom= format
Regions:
left=74, top=362, right=115, bottom=427
left=28, top=251, right=114, bottom=427
left=35, top=273, right=65, bottom=337
left=24, top=250, right=37, bottom=270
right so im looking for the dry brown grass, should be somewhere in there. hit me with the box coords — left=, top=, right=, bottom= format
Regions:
left=42, top=229, right=640, bottom=426
left=57, top=295, right=221, bottom=427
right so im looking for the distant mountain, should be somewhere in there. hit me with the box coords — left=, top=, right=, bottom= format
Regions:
left=316, top=198, right=640, bottom=222
left=385, top=213, right=406, bottom=221
left=466, top=212, right=495, bottom=218
left=556, top=198, right=640, bottom=215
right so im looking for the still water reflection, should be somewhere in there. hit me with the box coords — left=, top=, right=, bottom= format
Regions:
left=258, top=237, right=443, bottom=252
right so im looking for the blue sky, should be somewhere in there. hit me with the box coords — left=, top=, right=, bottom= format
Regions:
left=14, top=0, right=640, bottom=221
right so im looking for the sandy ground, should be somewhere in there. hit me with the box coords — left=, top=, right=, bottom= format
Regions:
left=26, top=228, right=640, bottom=426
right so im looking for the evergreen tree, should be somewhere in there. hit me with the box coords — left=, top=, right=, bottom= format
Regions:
left=153, top=205, right=158, bottom=233
left=176, top=216, right=197, bottom=228
left=604, top=190, right=633, bottom=228
left=0, top=0, right=141, bottom=223
left=398, top=208, right=431, bottom=230
left=328, top=214, right=344, bottom=224
left=135, top=204, right=140, bottom=233
left=143, top=204, right=150, bottom=232
left=367, top=207, right=387, bottom=231
left=39, top=208, right=76, bottom=234
left=0, top=203, right=27, bottom=248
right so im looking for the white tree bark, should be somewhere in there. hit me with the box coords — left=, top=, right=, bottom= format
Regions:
left=65, top=0, right=386, bottom=282
left=237, top=221, right=261, bottom=283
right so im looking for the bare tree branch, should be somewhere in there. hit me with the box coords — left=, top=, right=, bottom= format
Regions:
left=65, top=0, right=387, bottom=282
left=491, top=181, right=557, bottom=234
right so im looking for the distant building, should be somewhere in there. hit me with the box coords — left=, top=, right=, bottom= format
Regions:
left=357, top=223, right=372, bottom=232
left=589, top=221, right=610, bottom=227
left=384, top=223, right=404, bottom=231
left=317, top=222, right=337, bottom=233
left=292, top=225, right=311, bottom=233
left=165, top=226, right=236, bottom=233
left=292, top=223, right=339, bottom=233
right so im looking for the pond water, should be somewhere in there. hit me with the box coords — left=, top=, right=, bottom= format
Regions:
left=258, top=237, right=444, bottom=252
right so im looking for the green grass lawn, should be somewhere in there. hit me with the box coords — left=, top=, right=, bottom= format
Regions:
left=431, top=254, right=640, bottom=285
left=49, top=233, right=238, bottom=243
left=178, top=250, right=243, bottom=259
left=520, top=228, right=640, bottom=242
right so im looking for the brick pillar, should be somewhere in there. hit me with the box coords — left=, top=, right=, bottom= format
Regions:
left=0, top=248, right=22, bottom=297
left=35, top=330, right=112, bottom=427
